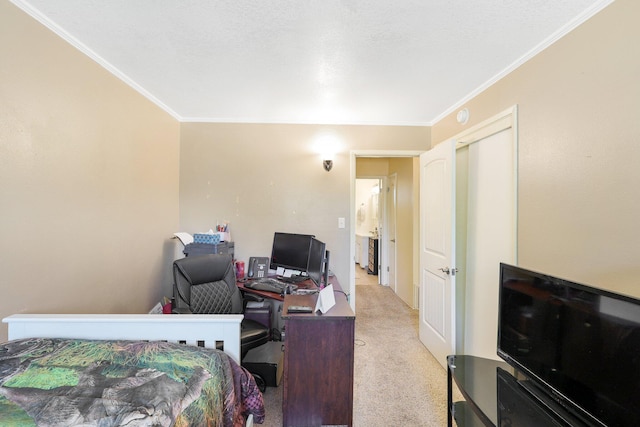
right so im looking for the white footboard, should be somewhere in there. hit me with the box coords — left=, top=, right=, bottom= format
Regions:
left=3, top=314, right=243, bottom=363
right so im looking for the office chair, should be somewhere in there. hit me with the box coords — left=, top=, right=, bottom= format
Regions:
left=172, top=254, right=271, bottom=361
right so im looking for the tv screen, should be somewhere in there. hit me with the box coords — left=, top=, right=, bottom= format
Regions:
left=497, top=263, right=640, bottom=427
left=270, top=232, right=314, bottom=272
left=306, top=237, right=326, bottom=286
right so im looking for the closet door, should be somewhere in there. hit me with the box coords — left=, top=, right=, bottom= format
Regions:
left=460, top=127, right=517, bottom=359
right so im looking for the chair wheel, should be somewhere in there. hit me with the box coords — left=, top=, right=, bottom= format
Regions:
left=253, top=373, right=266, bottom=393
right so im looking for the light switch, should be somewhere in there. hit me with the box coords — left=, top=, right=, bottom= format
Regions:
left=338, top=217, right=346, bottom=229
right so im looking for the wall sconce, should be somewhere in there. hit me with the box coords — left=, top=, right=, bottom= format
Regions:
left=313, top=131, right=341, bottom=172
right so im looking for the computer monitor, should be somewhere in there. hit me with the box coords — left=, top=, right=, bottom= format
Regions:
left=306, top=237, right=326, bottom=286
left=269, top=232, right=314, bottom=273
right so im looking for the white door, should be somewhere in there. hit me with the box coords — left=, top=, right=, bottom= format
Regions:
left=419, top=140, right=456, bottom=368
left=387, top=174, right=397, bottom=292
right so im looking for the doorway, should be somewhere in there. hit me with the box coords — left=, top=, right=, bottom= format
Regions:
left=355, top=178, right=382, bottom=285
left=418, top=106, right=518, bottom=367
left=349, top=151, right=423, bottom=312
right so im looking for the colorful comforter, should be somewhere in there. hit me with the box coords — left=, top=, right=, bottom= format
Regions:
left=0, top=338, right=265, bottom=426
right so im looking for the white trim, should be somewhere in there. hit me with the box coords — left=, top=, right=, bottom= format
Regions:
left=180, top=117, right=431, bottom=127
left=454, top=106, right=517, bottom=147
left=3, top=313, right=243, bottom=363
left=351, top=150, right=424, bottom=158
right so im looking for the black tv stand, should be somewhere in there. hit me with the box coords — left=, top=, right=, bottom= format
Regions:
left=447, top=355, right=591, bottom=427
left=514, top=374, right=593, bottom=427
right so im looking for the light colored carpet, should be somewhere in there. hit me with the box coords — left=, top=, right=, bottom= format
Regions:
left=259, top=281, right=451, bottom=426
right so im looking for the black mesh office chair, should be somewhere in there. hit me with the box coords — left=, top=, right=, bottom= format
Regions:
left=172, top=254, right=270, bottom=361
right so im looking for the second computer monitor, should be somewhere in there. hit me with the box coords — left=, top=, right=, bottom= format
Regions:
left=307, top=237, right=326, bottom=286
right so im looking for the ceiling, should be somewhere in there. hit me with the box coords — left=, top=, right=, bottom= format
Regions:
left=13, top=0, right=610, bottom=125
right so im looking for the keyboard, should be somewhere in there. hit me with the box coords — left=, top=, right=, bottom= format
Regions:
left=280, top=275, right=309, bottom=284
left=245, top=278, right=297, bottom=294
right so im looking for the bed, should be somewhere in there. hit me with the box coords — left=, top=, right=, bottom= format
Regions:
left=1, top=314, right=265, bottom=427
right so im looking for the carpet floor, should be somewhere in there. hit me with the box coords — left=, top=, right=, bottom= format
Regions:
left=259, top=278, right=452, bottom=426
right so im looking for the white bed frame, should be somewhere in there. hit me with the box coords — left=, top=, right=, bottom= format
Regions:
left=2, top=314, right=243, bottom=362
left=2, top=313, right=255, bottom=427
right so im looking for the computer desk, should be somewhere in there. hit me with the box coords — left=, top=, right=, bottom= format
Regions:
left=238, top=276, right=355, bottom=427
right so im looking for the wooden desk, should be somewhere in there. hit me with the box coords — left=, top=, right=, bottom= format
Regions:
left=281, top=277, right=355, bottom=427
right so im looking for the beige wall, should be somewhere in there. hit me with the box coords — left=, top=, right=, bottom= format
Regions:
left=0, top=2, right=181, bottom=341
left=179, top=123, right=429, bottom=296
left=356, top=158, right=390, bottom=176
left=432, top=0, right=640, bottom=297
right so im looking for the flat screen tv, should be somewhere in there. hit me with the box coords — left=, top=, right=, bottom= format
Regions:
left=269, top=232, right=314, bottom=273
left=497, top=263, right=640, bottom=427
left=306, top=237, right=326, bottom=287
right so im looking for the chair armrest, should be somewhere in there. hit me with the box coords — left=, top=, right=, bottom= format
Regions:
left=171, top=307, right=193, bottom=314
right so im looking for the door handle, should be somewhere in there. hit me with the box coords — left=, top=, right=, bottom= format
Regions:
left=438, top=267, right=458, bottom=276
left=390, top=239, right=396, bottom=243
